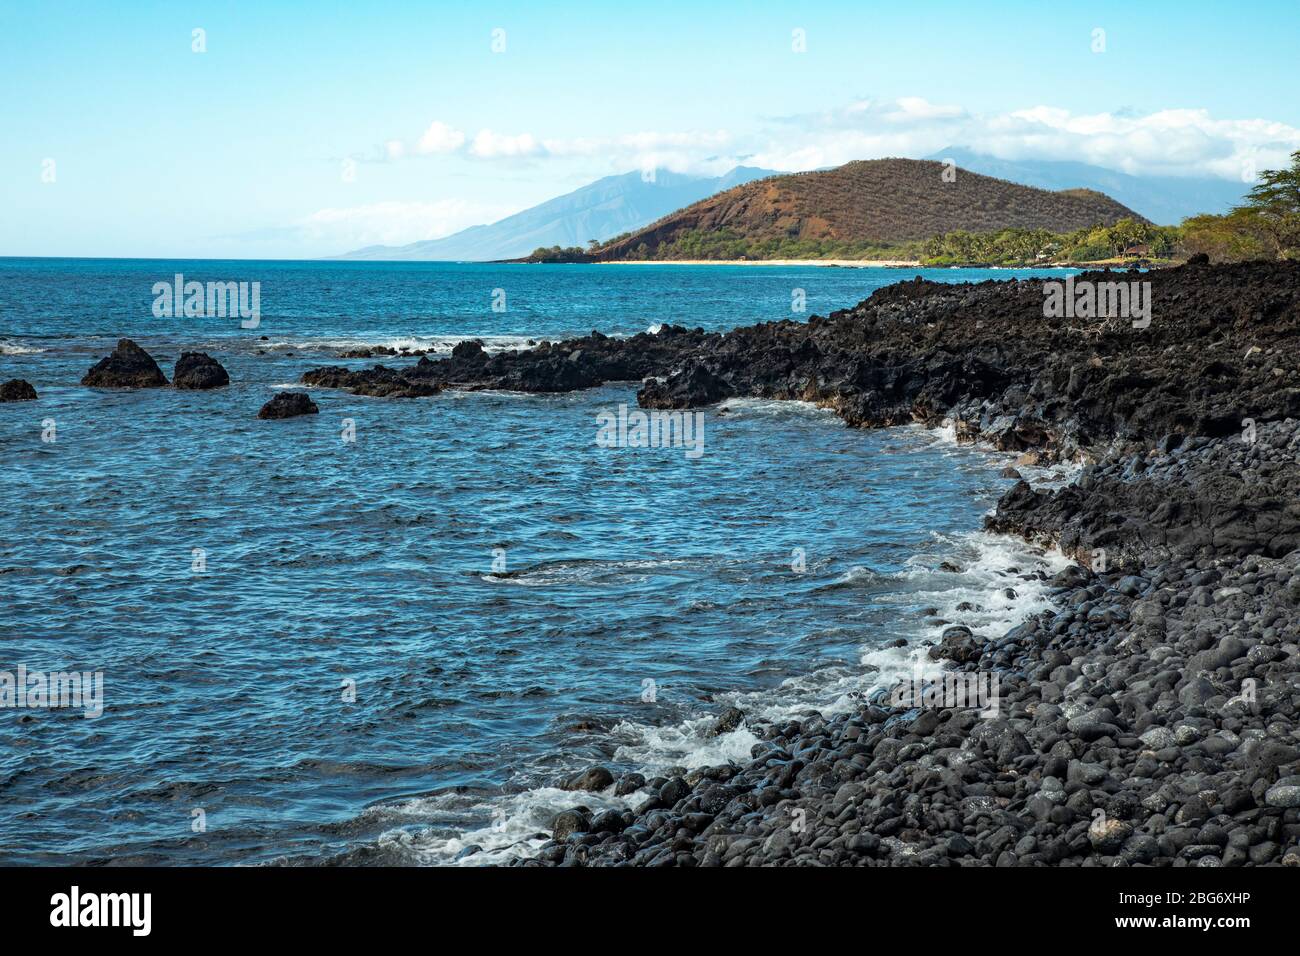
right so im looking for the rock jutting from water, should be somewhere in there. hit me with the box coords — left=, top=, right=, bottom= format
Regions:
left=0, top=379, right=38, bottom=402
left=172, top=352, right=230, bottom=389
left=302, top=260, right=1299, bottom=454
left=258, top=391, right=319, bottom=419
left=302, top=260, right=1300, bottom=866
left=81, top=338, right=169, bottom=388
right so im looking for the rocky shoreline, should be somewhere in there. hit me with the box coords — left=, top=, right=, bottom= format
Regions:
left=9, top=260, right=1299, bottom=866
left=298, top=259, right=1300, bottom=866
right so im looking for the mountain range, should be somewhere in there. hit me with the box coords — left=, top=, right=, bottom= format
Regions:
left=336, top=149, right=1249, bottom=261
left=924, top=148, right=1247, bottom=225
left=335, top=166, right=776, bottom=261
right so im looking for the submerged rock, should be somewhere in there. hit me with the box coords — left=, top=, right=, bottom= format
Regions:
left=302, top=364, right=443, bottom=398
left=928, top=625, right=981, bottom=664
left=707, top=706, right=746, bottom=737
left=172, top=352, right=230, bottom=389
left=563, top=767, right=615, bottom=792
left=81, top=339, right=168, bottom=388
left=0, top=379, right=37, bottom=402
left=614, top=773, right=646, bottom=796
left=257, top=391, right=319, bottom=419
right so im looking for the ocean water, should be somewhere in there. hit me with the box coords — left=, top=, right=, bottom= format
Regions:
left=0, top=259, right=1075, bottom=865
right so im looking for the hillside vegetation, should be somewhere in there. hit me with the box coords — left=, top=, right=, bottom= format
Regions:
left=1178, top=150, right=1300, bottom=263
left=527, top=153, right=1300, bottom=267
left=587, top=159, right=1145, bottom=261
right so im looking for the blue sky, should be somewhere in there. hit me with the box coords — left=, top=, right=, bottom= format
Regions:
left=3, top=0, right=1298, bottom=258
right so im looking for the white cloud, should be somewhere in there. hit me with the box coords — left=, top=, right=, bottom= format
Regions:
left=387, top=120, right=732, bottom=173
left=469, top=129, right=543, bottom=158
left=377, top=99, right=1300, bottom=186
left=416, top=121, right=466, bottom=155
left=754, top=98, right=1300, bottom=181
left=617, top=129, right=732, bottom=151
left=979, top=107, right=1299, bottom=180
left=536, top=129, right=735, bottom=177
left=886, top=97, right=966, bottom=122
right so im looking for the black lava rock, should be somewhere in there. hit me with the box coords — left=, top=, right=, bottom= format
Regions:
left=172, top=352, right=230, bottom=389
left=0, top=379, right=37, bottom=402
left=81, top=339, right=167, bottom=388
left=257, top=391, right=319, bottom=419
left=564, top=767, right=615, bottom=793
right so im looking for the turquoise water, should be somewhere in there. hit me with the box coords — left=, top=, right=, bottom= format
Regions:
left=0, top=260, right=1072, bottom=864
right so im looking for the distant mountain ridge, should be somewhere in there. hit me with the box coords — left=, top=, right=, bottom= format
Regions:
left=592, top=158, right=1146, bottom=261
left=337, top=151, right=1236, bottom=263
left=335, top=166, right=777, bottom=261
left=925, top=148, right=1247, bottom=225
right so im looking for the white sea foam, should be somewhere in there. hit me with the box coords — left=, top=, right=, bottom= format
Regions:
left=896, top=530, right=1071, bottom=640
left=718, top=396, right=838, bottom=421
left=261, top=334, right=539, bottom=356
left=0, top=340, right=46, bottom=355
left=822, top=563, right=881, bottom=588
left=354, top=427, right=1075, bottom=866
left=480, top=556, right=692, bottom=587
left=442, top=388, right=545, bottom=400
left=930, top=420, right=959, bottom=445
left=610, top=716, right=762, bottom=772
left=919, top=420, right=1082, bottom=489
left=603, top=529, right=1069, bottom=794
left=368, top=525, right=1069, bottom=865
left=362, top=785, right=641, bottom=867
